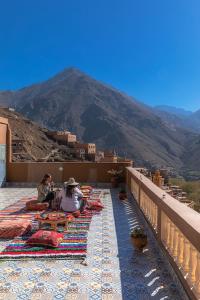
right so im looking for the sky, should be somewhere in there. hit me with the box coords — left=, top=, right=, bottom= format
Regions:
left=0, top=0, right=200, bottom=111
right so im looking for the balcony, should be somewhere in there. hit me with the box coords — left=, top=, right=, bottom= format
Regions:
left=1, top=165, right=198, bottom=299
left=127, top=167, right=200, bottom=300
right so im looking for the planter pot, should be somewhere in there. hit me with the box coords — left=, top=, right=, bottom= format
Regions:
left=111, top=176, right=119, bottom=188
left=131, top=236, right=147, bottom=251
left=119, top=192, right=127, bottom=200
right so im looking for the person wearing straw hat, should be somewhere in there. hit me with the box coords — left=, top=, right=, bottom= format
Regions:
left=59, top=178, right=85, bottom=214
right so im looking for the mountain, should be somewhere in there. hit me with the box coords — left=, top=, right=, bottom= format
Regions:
left=152, top=108, right=186, bottom=131
left=181, top=133, right=200, bottom=180
left=0, top=67, right=200, bottom=176
left=153, top=105, right=200, bottom=134
left=0, top=91, right=14, bottom=106
left=186, top=110, right=200, bottom=133
left=0, top=107, right=77, bottom=162
left=154, top=105, right=192, bottom=118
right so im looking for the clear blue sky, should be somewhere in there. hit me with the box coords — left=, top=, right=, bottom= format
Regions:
left=0, top=0, right=200, bottom=111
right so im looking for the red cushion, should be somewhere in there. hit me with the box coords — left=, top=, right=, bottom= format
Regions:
left=27, top=230, right=63, bottom=247
left=88, top=201, right=104, bottom=211
left=26, top=200, right=49, bottom=211
left=0, top=219, right=32, bottom=238
left=66, top=214, right=75, bottom=222
left=72, top=210, right=81, bottom=218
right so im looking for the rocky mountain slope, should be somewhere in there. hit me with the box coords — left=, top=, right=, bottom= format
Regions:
left=0, top=91, right=14, bottom=106
left=0, top=108, right=76, bottom=162
left=0, top=68, right=200, bottom=176
left=154, top=105, right=192, bottom=117
left=186, top=109, right=200, bottom=133
left=154, top=105, right=200, bottom=133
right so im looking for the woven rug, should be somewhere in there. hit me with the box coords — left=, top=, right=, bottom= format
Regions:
left=0, top=196, right=38, bottom=222
left=0, top=193, right=101, bottom=260
left=0, top=214, right=93, bottom=260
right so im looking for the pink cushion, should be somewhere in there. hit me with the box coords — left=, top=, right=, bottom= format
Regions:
left=27, top=230, right=63, bottom=247
left=0, top=219, right=32, bottom=238
left=26, top=200, right=49, bottom=211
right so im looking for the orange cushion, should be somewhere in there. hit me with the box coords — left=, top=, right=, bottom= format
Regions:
left=0, top=219, right=32, bottom=239
left=27, top=230, right=63, bottom=247
left=81, top=186, right=93, bottom=190
left=81, top=189, right=91, bottom=193
left=26, top=200, right=49, bottom=211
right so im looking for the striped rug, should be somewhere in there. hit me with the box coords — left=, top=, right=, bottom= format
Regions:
left=0, top=194, right=101, bottom=260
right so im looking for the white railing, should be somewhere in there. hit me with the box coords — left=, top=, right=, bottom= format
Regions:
left=127, top=167, right=200, bottom=300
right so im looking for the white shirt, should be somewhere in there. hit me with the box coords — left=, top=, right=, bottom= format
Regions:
left=59, top=187, right=83, bottom=212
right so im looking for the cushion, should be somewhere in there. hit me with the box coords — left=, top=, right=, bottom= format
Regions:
left=0, top=219, right=32, bottom=239
left=88, top=201, right=104, bottom=211
left=72, top=210, right=81, bottom=218
left=27, top=230, right=63, bottom=247
left=26, top=200, right=49, bottom=211
left=81, top=189, right=91, bottom=193
left=66, top=214, right=75, bottom=222
left=81, top=186, right=93, bottom=191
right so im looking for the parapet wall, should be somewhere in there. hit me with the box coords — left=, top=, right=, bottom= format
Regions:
left=7, top=161, right=132, bottom=183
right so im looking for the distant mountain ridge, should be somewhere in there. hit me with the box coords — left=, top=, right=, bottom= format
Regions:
left=154, top=105, right=193, bottom=117
left=0, top=67, right=200, bottom=178
left=153, top=105, right=200, bottom=134
left=0, top=91, right=14, bottom=106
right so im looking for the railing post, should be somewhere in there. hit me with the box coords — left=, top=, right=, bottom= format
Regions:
left=157, top=206, right=161, bottom=240
left=138, top=180, right=141, bottom=208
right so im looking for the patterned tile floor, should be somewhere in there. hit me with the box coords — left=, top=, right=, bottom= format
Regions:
left=0, top=188, right=189, bottom=300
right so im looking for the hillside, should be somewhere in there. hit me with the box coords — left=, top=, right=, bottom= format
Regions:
left=153, top=105, right=200, bottom=134
left=186, top=110, right=200, bottom=133
left=152, top=109, right=187, bottom=131
left=0, top=68, right=200, bottom=176
left=0, top=91, right=14, bottom=106
left=154, top=105, right=192, bottom=117
left=0, top=108, right=76, bottom=162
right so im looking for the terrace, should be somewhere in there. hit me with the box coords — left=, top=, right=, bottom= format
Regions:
left=1, top=165, right=200, bottom=299
left=0, top=118, right=200, bottom=299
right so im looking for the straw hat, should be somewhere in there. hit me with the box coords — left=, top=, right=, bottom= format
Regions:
left=65, top=177, right=79, bottom=186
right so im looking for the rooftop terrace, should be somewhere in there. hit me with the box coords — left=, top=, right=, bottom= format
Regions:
left=0, top=186, right=189, bottom=300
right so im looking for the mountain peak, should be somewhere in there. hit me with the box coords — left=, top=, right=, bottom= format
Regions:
left=46, top=67, right=89, bottom=85
left=62, top=67, right=84, bottom=75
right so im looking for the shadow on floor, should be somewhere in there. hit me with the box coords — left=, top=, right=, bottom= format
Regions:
left=111, top=189, right=189, bottom=300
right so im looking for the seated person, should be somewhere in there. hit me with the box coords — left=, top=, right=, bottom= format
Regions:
left=37, top=174, right=55, bottom=207
left=59, top=178, right=86, bottom=213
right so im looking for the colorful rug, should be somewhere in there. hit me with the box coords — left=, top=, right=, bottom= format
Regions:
left=0, top=214, right=93, bottom=259
left=0, top=192, right=102, bottom=260
left=0, top=196, right=38, bottom=222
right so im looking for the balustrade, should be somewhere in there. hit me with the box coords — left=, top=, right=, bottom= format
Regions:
left=140, top=190, right=158, bottom=231
left=127, top=167, right=200, bottom=300
left=131, top=178, right=139, bottom=202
